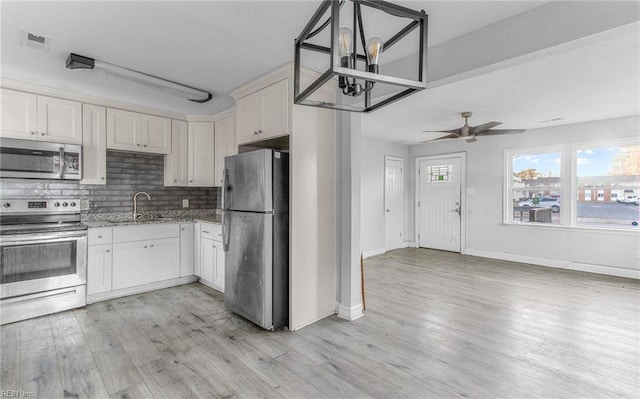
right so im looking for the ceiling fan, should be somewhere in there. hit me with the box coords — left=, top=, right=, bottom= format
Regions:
left=422, top=112, right=526, bottom=143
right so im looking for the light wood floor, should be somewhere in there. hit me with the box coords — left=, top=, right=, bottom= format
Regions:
left=1, top=248, right=639, bottom=398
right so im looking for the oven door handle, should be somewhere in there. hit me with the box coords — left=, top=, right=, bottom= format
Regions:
left=0, top=231, right=87, bottom=245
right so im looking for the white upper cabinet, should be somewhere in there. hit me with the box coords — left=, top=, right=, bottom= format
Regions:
left=143, top=114, right=172, bottom=154
left=164, top=120, right=215, bottom=187
left=188, top=122, right=215, bottom=186
left=235, top=79, right=289, bottom=145
left=261, top=79, right=289, bottom=137
left=214, top=112, right=236, bottom=187
left=81, top=104, right=107, bottom=185
left=0, top=89, right=81, bottom=144
left=164, top=119, right=189, bottom=186
left=37, top=95, right=83, bottom=144
left=236, top=93, right=260, bottom=144
left=0, top=89, right=37, bottom=139
left=106, top=108, right=171, bottom=154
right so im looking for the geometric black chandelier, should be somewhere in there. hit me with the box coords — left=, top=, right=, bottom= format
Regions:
left=294, top=0, right=428, bottom=113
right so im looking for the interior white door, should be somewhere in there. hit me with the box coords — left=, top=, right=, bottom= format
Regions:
left=384, top=156, right=403, bottom=251
left=418, top=157, right=462, bottom=252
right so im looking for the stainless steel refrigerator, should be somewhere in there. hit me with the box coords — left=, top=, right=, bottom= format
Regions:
left=222, top=149, right=289, bottom=330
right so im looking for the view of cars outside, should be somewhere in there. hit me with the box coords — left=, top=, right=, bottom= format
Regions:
left=511, top=144, right=640, bottom=227
left=616, top=195, right=639, bottom=205
left=517, top=196, right=560, bottom=212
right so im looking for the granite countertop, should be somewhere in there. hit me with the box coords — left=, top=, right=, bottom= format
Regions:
left=82, top=209, right=222, bottom=228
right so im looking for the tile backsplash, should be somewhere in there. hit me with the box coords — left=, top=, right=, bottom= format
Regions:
left=0, top=151, right=220, bottom=213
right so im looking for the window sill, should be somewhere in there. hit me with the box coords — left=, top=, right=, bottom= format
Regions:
left=501, top=222, right=640, bottom=236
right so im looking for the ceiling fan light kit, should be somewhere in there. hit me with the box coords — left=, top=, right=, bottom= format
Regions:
left=65, top=53, right=213, bottom=103
left=422, top=112, right=527, bottom=143
left=294, top=0, right=428, bottom=113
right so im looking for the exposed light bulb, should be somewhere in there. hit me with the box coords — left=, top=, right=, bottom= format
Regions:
left=366, top=37, right=383, bottom=73
left=338, top=27, right=353, bottom=58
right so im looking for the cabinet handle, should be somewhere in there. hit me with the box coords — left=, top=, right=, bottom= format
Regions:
left=106, top=249, right=111, bottom=253
left=258, top=130, right=263, bottom=134
left=143, top=144, right=147, bottom=148
left=174, top=179, right=177, bottom=182
left=30, top=131, right=36, bottom=135
left=189, top=180, right=193, bottom=183
left=137, top=144, right=141, bottom=147
left=202, top=230, right=210, bottom=234
left=144, top=245, right=148, bottom=248
left=150, top=244, right=154, bottom=248
left=254, top=131, right=258, bottom=135
left=97, top=235, right=102, bottom=239
left=181, top=228, right=185, bottom=231
left=41, top=132, right=45, bottom=136
left=101, top=177, right=105, bottom=180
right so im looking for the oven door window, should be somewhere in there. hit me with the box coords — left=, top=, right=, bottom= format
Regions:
left=1, top=240, right=77, bottom=284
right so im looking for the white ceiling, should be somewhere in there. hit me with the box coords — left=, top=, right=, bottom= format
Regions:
left=362, top=26, right=640, bottom=144
left=2, top=1, right=636, bottom=144
left=1, top=1, right=545, bottom=116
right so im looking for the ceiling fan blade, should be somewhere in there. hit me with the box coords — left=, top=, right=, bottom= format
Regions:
left=474, top=129, right=527, bottom=136
left=421, top=132, right=461, bottom=143
left=423, top=128, right=462, bottom=135
left=471, top=121, right=502, bottom=133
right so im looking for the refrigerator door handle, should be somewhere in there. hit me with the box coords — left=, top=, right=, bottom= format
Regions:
left=222, top=167, right=230, bottom=210
left=222, top=210, right=230, bottom=252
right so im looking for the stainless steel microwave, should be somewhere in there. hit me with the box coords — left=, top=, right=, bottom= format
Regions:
left=0, top=138, right=82, bottom=180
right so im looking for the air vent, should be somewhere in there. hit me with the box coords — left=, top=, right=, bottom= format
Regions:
left=21, top=30, right=50, bottom=51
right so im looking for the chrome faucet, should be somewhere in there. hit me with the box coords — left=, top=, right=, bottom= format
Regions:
left=133, top=192, right=151, bottom=221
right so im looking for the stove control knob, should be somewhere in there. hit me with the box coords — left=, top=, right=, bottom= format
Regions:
left=2, top=202, right=10, bottom=208
left=62, top=202, right=68, bottom=207
left=70, top=202, right=77, bottom=207
left=54, top=202, right=61, bottom=207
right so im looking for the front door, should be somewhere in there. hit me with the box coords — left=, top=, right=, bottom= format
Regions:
left=384, top=156, right=404, bottom=251
left=418, top=156, right=462, bottom=252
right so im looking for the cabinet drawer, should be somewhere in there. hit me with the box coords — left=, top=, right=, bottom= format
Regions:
left=199, top=223, right=222, bottom=241
left=88, top=228, right=113, bottom=245
left=113, top=223, right=180, bottom=243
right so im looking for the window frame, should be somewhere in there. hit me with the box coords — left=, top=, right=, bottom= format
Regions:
left=504, top=138, right=640, bottom=231
left=504, top=145, right=567, bottom=226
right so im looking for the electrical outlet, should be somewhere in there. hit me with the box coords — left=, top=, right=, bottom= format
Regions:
left=182, top=199, right=189, bottom=208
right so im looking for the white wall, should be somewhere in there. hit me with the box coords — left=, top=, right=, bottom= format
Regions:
left=360, top=137, right=411, bottom=257
left=409, top=115, right=640, bottom=278
left=290, top=103, right=338, bottom=330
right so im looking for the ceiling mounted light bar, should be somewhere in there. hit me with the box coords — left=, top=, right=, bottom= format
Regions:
left=294, top=0, right=428, bottom=113
left=65, top=53, right=212, bottom=103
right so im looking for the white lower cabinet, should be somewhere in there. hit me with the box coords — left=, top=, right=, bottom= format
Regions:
left=112, top=225, right=180, bottom=290
left=87, top=223, right=190, bottom=302
left=180, top=222, right=195, bottom=277
left=196, top=222, right=224, bottom=292
left=87, top=244, right=112, bottom=295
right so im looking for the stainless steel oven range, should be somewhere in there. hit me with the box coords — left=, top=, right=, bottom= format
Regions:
left=0, top=199, right=87, bottom=325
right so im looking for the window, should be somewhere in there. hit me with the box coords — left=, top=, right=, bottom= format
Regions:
left=509, top=151, right=562, bottom=224
left=576, top=144, right=640, bottom=228
left=505, top=140, right=640, bottom=230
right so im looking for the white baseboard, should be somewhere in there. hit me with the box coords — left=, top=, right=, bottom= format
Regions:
left=463, top=248, right=640, bottom=279
left=363, top=242, right=416, bottom=258
left=337, top=303, right=364, bottom=321
left=87, top=276, right=198, bottom=304
left=363, top=248, right=386, bottom=258
left=290, top=310, right=336, bottom=331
